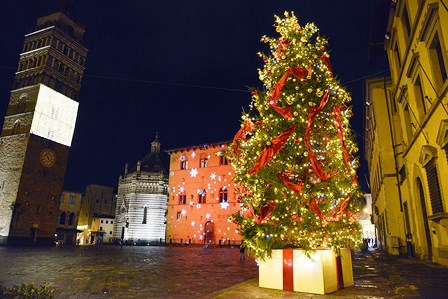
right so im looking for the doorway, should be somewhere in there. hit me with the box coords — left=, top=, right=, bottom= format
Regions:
left=417, top=177, right=433, bottom=259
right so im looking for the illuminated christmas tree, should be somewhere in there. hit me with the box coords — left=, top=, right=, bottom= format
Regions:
left=230, top=12, right=362, bottom=260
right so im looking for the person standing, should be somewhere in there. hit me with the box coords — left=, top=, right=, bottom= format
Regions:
left=239, top=243, right=246, bottom=261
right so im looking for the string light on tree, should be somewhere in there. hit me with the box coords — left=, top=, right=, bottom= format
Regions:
left=228, top=12, right=362, bottom=260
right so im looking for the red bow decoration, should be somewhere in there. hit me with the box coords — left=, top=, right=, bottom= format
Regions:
left=248, top=124, right=296, bottom=174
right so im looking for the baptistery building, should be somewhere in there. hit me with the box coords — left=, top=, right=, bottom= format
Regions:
left=112, top=135, right=169, bottom=244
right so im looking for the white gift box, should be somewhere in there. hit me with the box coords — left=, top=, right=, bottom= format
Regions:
left=258, top=248, right=353, bottom=294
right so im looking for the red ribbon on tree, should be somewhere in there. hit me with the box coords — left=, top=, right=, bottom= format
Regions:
left=278, top=173, right=304, bottom=195
left=233, top=120, right=257, bottom=154
left=331, top=196, right=350, bottom=221
left=268, top=66, right=312, bottom=119
left=258, top=201, right=276, bottom=225
left=333, top=106, right=359, bottom=185
left=320, top=53, right=333, bottom=77
left=309, top=198, right=326, bottom=220
left=333, top=106, right=351, bottom=166
left=248, top=124, right=296, bottom=174
left=304, top=90, right=331, bottom=181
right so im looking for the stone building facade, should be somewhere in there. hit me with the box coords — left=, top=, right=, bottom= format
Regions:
left=113, top=136, right=169, bottom=244
left=0, top=11, right=87, bottom=245
left=365, top=0, right=448, bottom=265
left=56, top=190, right=82, bottom=245
left=165, top=141, right=242, bottom=246
left=77, top=184, right=116, bottom=245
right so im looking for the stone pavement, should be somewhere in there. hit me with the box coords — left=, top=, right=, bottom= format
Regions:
left=207, top=249, right=448, bottom=299
left=1, top=245, right=447, bottom=298
left=0, top=245, right=258, bottom=298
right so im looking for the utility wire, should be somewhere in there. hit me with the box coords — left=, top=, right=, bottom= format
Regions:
left=1, top=65, right=391, bottom=94
left=83, top=73, right=250, bottom=93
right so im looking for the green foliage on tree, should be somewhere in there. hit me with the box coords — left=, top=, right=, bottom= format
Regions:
left=229, top=12, right=362, bottom=260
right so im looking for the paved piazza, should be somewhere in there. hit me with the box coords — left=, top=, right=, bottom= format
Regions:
left=0, top=245, right=258, bottom=298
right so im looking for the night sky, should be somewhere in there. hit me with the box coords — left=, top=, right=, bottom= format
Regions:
left=0, top=1, right=388, bottom=193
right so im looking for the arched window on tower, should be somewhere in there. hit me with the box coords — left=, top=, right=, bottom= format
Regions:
left=12, top=120, right=21, bottom=135
left=219, top=187, right=228, bottom=203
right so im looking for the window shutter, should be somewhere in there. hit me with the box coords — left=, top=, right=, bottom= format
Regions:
left=424, top=158, right=443, bottom=214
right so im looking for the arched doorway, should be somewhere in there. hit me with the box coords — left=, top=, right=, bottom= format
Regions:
left=416, top=177, right=432, bottom=259
left=204, top=221, right=214, bottom=244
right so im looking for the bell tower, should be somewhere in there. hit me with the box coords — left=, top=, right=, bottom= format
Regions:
left=0, top=10, right=88, bottom=244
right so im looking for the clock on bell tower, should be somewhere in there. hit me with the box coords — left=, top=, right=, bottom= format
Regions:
left=0, top=10, right=88, bottom=245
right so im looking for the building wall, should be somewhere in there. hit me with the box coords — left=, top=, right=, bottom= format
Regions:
left=365, top=77, right=406, bottom=255
left=57, top=190, right=82, bottom=245
left=113, top=170, right=168, bottom=243
left=0, top=11, right=87, bottom=245
left=90, top=217, right=114, bottom=244
left=166, top=142, right=242, bottom=246
left=77, top=184, right=115, bottom=245
left=367, top=0, right=448, bottom=265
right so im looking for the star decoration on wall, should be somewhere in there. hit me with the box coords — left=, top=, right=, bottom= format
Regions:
left=179, top=186, right=185, bottom=193
left=191, top=152, right=196, bottom=158
left=196, top=204, right=202, bottom=209
left=210, top=173, right=217, bottom=180
left=190, top=168, right=198, bottom=178
left=181, top=209, right=187, bottom=216
left=206, top=213, right=211, bottom=219
left=220, top=201, right=229, bottom=209
left=191, top=221, right=195, bottom=226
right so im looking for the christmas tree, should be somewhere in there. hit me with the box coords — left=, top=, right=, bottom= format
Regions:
left=229, top=12, right=362, bottom=260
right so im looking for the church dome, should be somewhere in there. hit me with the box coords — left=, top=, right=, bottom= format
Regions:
left=130, top=134, right=167, bottom=175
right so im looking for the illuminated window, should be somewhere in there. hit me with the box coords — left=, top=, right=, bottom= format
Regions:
left=180, top=157, right=188, bottom=170
left=220, top=156, right=228, bottom=165
left=219, top=188, right=228, bottom=203
left=69, top=195, right=75, bottom=204
left=200, top=156, right=208, bottom=168
left=177, top=212, right=182, bottom=220
left=198, top=190, right=206, bottom=204
left=60, top=195, right=64, bottom=203
left=179, top=194, right=187, bottom=205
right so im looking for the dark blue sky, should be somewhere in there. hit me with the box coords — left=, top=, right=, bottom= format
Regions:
left=0, top=1, right=389, bottom=192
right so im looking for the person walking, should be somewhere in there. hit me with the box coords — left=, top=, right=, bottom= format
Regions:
left=239, top=243, right=246, bottom=261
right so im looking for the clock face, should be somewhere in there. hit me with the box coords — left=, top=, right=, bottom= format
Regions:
left=40, top=148, right=56, bottom=167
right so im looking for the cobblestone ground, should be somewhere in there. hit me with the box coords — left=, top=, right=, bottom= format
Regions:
left=0, top=245, right=258, bottom=298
